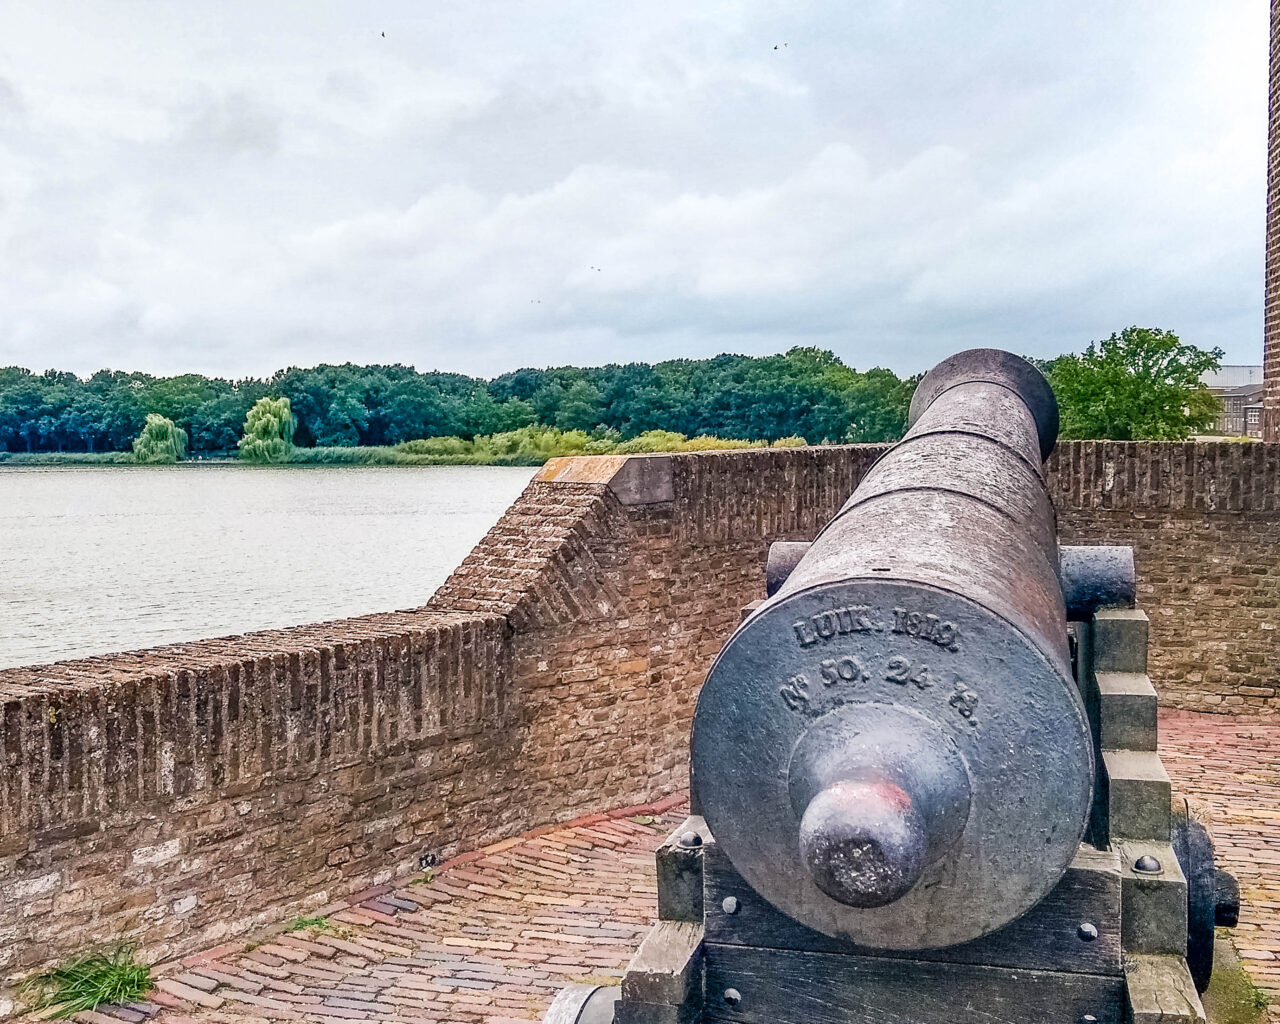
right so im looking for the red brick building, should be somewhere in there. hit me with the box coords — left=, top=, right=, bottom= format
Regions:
left=1267, top=0, right=1280, bottom=440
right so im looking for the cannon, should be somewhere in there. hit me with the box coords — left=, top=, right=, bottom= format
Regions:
left=546, top=350, right=1237, bottom=1024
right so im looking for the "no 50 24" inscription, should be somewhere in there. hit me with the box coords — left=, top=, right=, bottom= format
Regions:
left=779, top=651, right=979, bottom=724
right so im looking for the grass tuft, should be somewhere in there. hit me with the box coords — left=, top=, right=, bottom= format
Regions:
left=284, top=915, right=329, bottom=933
left=568, top=973, right=623, bottom=987
left=19, top=944, right=152, bottom=1018
left=283, top=915, right=352, bottom=938
left=1246, top=982, right=1270, bottom=1011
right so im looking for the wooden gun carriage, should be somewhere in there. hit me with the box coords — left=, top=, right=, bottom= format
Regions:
left=546, top=350, right=1238, bottom=1024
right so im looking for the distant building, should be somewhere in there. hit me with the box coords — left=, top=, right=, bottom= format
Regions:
left=1211, top=383, right=1266, bottom=436
left=1202, top=365, right=1264, bottom=390
left=1201, top=368, right=1264, bottom=435
left=1246, top=402, right=1264, bottom=439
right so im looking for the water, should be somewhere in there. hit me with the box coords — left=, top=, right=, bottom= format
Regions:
left=0, top=465, right=535, bottom=670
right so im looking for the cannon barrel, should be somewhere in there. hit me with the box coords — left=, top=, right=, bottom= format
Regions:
left=690, top=349, right=1095, bottom=950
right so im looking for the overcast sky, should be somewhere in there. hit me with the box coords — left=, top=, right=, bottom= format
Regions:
left=0, top=1, right=1269, bottom=379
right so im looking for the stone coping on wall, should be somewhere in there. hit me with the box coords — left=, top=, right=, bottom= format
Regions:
left=1049, top=440, right=1280, bottom=511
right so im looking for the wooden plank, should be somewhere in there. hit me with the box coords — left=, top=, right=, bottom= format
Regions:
left=1115, top=842, right=1188, bottom=956
left=703, top=943, right=1125, bottom=1024
left=1097, top=671, right=1159, bottom=752
left=614, top=999, right=698, bottom=1024
left=656, top=816, right=708, bottom=923
left=1093, top=609, right=1148, bottom=675
left=1125, top=954, right=1205, bottom=1024
left=1102, top=750, right=1172, bottom=841
left=703, top=841, right=1123, bottom=975
left=620, top=921, right=703, bottom=1006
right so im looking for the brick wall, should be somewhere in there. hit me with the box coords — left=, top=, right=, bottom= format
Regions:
left=1049, top=442, right=1280, bottom=711
left=0, top=442, right=1277, bottom=999
left=1266, top=0, right=1280, bottom=442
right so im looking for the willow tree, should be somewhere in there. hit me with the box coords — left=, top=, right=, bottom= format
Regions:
left=238, top=396, right=295, bottom=463
left=131, top=414, right=187, bottom=464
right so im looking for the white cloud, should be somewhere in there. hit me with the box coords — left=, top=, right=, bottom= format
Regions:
left=0, top=0, right=1268, bottom=378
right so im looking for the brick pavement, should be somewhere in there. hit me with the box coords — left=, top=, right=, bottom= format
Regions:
left=1161, top=710, right=1280, bottom=1003
left=74, top=795, right=687, bottom=1024
left=22, top=710, right=1280, bottom=1024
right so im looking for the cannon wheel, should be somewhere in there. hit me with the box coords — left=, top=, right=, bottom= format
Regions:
left=1171, top=797, right=1216, bottom=993
left=544, top=985, right=620, bottom=1024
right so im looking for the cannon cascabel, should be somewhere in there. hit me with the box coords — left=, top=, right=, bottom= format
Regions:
left=689, top=348, right=1095, bottom=950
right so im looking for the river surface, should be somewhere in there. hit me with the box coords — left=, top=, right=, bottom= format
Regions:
left=0, top=465, right=536, bottom=670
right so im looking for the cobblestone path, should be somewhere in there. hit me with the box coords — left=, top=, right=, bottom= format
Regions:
left=36, top=711, right=1280, bottom=1024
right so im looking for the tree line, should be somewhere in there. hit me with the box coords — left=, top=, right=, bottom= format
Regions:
left=0, top=327, right=1225, bottom=457
left=0, top=348, right=916, bottom=455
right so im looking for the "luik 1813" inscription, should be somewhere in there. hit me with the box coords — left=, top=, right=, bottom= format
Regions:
left=791, top=605, right=961, bottom=652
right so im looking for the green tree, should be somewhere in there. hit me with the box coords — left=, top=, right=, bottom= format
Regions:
left=131, top=413, right=187, bottom=464
left=0, top=369, right=49, bottom=451
left=64, top=394, right=109, bottom=451
left=845, top=368, right=918, bottom=442
left=554, top=380, right=604, bottom=432
left=190, top=392, right=258, bottom=452
left=89, top=370, right=149, bottom=451
left=458, top=387, right=536, bottom=437
left=238, top=396, right=295, bottom=463
left=1049, top=327, right=1222, bottom=441
left=142, top=373, right=229, bottom=439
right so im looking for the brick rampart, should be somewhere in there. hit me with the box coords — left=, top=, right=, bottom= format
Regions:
left=0, top=442, right=1277, bottom=994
